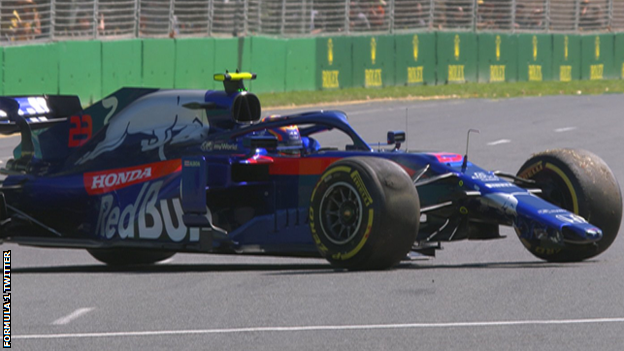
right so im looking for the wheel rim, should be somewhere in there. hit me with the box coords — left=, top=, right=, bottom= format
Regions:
left=534, top=171, right=574, bottom=212
left=319, top=182, right=363, bottom=245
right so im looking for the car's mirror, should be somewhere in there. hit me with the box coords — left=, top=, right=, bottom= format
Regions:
left=244, top=135, right=278, bottom=150
left=387, top=130, right=406, bottom=145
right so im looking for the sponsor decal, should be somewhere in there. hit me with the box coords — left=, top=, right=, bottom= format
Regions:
left=590, top=64, right=604, bottom=80
left=200, top=141, right=238, bottom=152
left=471, top=172, right=500, bottom=182
left=537, top=209, right=568, bottom=214
left=534, top=246, right=562, bottom=255
left=75, top=98, right=209, bottom=164
left=184, top=160, right=201, bottom=167
left=556, top=213, right=587, bottom=224
left=322, top=70, right=340, bottom=89
left=84, top=159, right=181, bottom=195
left=370, top=37, right=377, bottom=65
left=2, top=251, right=9, bottom=348
left=518, top=161, right=543, bottom=179
left=407, top=66, right=424, bottom=83
left=533, top=35, right=538, bottom=60
left=309, top=207, right=329, bottom=254
left=365, top=69, right=382, bottom=87
left=96, top=181, right=200, bottom=242
left=68, top=115, right=93, bottom=147
left=200, top=141, right=213, bottom=151
left=490, top=65, right=506, bottom=82
left=560, top=65, right=572, bottom=82
left=529, top=65, right=543, bottom=81
left=448, top=64, right=465, bottom=82
left=431, top=153, right=463, bottom=163
left=485, top=182, right=514, bottom=188
left=350, top=170, right=373, bottom=207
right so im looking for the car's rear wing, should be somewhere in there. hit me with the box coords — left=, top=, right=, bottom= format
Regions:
left=0, top=95, right=82, bottom=135
left=0, top=95, right=82, bottom=172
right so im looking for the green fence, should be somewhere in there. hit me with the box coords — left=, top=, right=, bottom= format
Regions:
left=395, top=33, right=436, bottom=86
left=478, top=33, right=518, bottom=83
left=437, top=32, right=478, bottom=84
left=517, top=34, right=553, bottom=82
left=615, top=34, right=624, bottom=79
left=174, top=38, right=215, bottom=90
left=316, top=36, right=353, bottom=90
left=142, top=39, right=176, bottom=89
left=58, top=41, right=102, bottom=104
left=0, top=48, right=4, bottom=95
left=213, top=38, right=242, bottom=83
left=352, top=35, right=396, bottom=88
left=101, top=40, right=142, bottom=98
left=246, top=37, right=287, bottom=94
left=2, top=33, right=624, bottom=105
left=580, top=34, right=615, bottom=80
left=553, top=34, right=581, bottom=82
left=285, top=37, right=316, bottom=92
left=4, top=44, right=59, bottom=96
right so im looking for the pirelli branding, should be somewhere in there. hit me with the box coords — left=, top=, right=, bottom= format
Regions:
left=351, top=171, right=373, bottom=206
left=518, top=161, right=543, bottom=179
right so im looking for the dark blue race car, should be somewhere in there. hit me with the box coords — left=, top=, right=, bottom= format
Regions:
left=0, top=72, right=621, bottom=270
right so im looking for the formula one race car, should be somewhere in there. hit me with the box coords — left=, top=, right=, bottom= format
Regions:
left=0, top=72, right=621, bottom=270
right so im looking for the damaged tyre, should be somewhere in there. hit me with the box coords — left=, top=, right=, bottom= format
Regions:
left=516, top=148, right=622, bottom=262
left=309, top=157, right=420, bottom=270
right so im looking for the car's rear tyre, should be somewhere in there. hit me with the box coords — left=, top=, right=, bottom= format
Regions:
left=87, top=248, right=175, bottom=266
left=309, top=157, right=420, bottom=270
left=516, top=148, right=622, bottom=262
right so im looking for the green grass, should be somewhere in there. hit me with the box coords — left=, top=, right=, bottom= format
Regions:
left=257, top=79, right=624, bottom=108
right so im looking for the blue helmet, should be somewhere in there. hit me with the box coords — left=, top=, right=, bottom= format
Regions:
left=261, top=116, right=302, bottom=154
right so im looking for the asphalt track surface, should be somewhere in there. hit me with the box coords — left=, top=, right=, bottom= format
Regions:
left=3, top=94, right=624, bottom=350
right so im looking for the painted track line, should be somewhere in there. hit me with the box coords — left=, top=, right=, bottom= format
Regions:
left=554, top=127, right=577, bottom=133
left=20, top=317, right=624, bottom=339
left=487, top=139, right=511, bottom=146
left=52, top=308, right=95, bottom=325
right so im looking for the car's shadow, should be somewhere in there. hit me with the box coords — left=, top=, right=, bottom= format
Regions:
left=399, top=260, right=587, bottom=270
left=11, top=259, right=589, bottom=275
left=12, top=262, right=334, bottom=274
left=271, top=260, right=586, bottom=275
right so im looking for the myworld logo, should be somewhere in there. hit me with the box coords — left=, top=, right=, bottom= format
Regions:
left=83, top=159, right=181, bottom=195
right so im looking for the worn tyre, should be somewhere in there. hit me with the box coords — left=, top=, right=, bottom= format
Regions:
left=309, top=157, right=420, bottom=270
left=516, top=148, right=622, bottom=262
left=87, top=248, right=175, bottom=266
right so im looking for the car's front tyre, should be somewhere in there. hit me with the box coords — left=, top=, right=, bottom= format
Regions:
left=516, top=148, right=622, bottom=262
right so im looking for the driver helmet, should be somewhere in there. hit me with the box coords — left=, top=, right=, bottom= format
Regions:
left=261, top=115, right=302, bottom=155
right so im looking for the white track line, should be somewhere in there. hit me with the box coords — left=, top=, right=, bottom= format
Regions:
left=487, top=139, right=511, bottom=146
left=52, top=308, right=95, bottom=325
left=554, top=127, right=577, bottom=133
left=20, top=317, right=624, bottom=339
